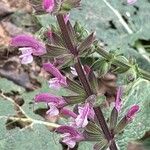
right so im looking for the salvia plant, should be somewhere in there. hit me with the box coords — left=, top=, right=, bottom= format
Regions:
left=1, top=0, right=150, bottom=150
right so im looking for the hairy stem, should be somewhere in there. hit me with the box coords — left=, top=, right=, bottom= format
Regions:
left=56, top=14, right=118, bottom=150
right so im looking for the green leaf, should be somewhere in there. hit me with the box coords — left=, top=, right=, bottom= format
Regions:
left=92, top=59, right=111, bottom=76
left=71, top=0, right=150, bottom=70
left=117, top=79, right=150, bottom=149
left=85, top=122, right=102, bottom=135
left=67, top=21, right=77, bottom=45
left=0, top=123, right=61, bottom=150
left=0, top=78, right=24, bottom=93
left=78, top=32, right=95, bottom=54
left=66, top=78, right=86, bottom=95
left=46, top=44, right=69, bottom=57
left=63, top=95, right=86, bottom=105
left=78, top=141, right=94, bottom=150
left=51, top=32, right=65, bottom=47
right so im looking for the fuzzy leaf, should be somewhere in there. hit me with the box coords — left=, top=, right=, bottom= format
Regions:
left=51, top=32, right=65, bottom=47
left=67, top=21, right=77, bottom=45
left=78, top=32, right=95, bottom=54
left=117, top=79, right=150, bottom=149
left=46, top=44, right=69, bottom=57
left=85, top=121, right=102, bottom=135
left=66, top=78, right=86, bottom=95
left=63, top=95, right=86, bottom=104
left=0, top=123, right=61, bottom=150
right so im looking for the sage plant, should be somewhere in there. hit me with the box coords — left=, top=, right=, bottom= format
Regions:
left=11, top=0, right=145, bottom=149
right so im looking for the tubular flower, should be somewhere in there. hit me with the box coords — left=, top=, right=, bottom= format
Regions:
left=43, top=63, right=67, bottom=89
left=126, top=105, right=139, bottom=121
left=19, top=47, right=33, bottom=64
left=127, top=0, right=137, bottom=5
left=35, top=93, right=66, bottom=117
left=64, top=13, right=70, bottom=24
left=115, top=87, right=122, bottom=112
left=11, top=34, right=46, bottom=64
left=75, top=103, right=94, bottom=128
left=42, top=0, right=55, bottom=13
left=56, top=126, right=84, bottom=148
left=60, top=108, right=77, bottom=118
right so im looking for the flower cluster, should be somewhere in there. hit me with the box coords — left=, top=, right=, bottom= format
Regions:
left=34, top=63, right=95, bottom=148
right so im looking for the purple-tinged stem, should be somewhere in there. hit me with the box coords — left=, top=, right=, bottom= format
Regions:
left=56, top=14, right=117, bottom=150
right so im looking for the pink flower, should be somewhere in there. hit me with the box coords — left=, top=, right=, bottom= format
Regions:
left=11, top=34, right=46, bottom=64
left=127, top=0, right=137, bottom=5
left=42, top=0, right=55, bottom=13
left=46, top=29, right=52, bottom=39
left=126, top=105, right=139, bottom=121
left=115, top=87, right=122, bottom=112
left=60, top=108, right=77, bottom=118
left=56, top=126, right=84, bottom=148
left=43, top=63, right=67, bottom=89
left=46, top=104, right=59, bottom=116
left=75, top=103, right=94, bottom=128
left=35, top=93, right=66, bottom=117
left=19, top=47, right=33, bottom=64
left=64, top=13, right=70, bottom=24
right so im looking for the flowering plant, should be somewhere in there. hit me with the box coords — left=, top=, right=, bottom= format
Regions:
left=1, top=0, right=150, bottom=150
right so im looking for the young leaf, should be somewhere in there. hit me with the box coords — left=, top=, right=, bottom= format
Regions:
left=65, top=78, right=86, bottom=95
left=78, top=32, right=95, bottom=54
left=66, top=21, right=77, bottom=46
left=85, top=121, right=102, bottom=135
left=51, top=32, right=65, bottom=47
left=88, top=71, right=99, bottom=93
left=63, top=95, right=86, bottom=105
left=46, top=44, right=69, bottom=57
left=93, top=139, right=108, bottom=150
left=110, top=108, right=118, bottom=130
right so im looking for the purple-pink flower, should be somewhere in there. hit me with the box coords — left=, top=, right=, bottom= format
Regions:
left=64, top=13, right=70, bottom=24
left=42, top=0, right=55, bottom=13
left=127, top=0, right=137, bottom=5
left=60, top=108, right=77, bottom=119
left=126, top=105, right=139, bottom=121
left=35, top=93, right=66, bottom=117
left=43, top=63, right=67, bottom=89
left=115, top=87, right=122, bottom=112
left=56, top=126, right=84, bottom=148
left=11, top=34, right=46, bottom=64
left=75, top=103, right=94, bottom=128
left=19, top=47, right=33, bottom=64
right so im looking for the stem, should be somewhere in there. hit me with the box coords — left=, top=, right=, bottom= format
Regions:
left=74, top=58, right=92, bottom=96
left=56, top=14, right=118, bottom=150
